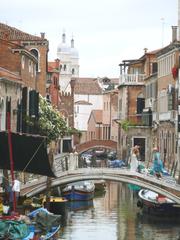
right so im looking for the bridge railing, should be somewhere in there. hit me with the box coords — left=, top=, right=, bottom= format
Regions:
left=23, top=152, right=179, bottom=192
left=53, top=154, right=179, bottom=188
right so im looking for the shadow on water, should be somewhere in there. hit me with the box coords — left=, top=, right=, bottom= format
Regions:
left=136, top=210, right=180, bottom=225
left=135, top=211, right=180, bottom=240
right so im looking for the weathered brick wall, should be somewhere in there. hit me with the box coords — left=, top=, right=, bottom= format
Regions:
left=0, top=39, right=21, bottom=72
left=0, top=38, right=36, bottom=89
left=25, top=44, right=48, bottom=96
left=59, top=92, right=74, bottom=128
left=75, top=139, right=117, bottom=153
left=128, top=85, right=145, bottom=123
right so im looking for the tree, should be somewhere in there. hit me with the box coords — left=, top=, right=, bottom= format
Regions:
left=27, top=95, right=68, bottom=143
left=38, top=95, right=67, bottom=142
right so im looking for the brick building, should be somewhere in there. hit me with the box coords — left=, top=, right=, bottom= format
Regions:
left=87, top=110, right=103, bottom=141
left=0, top=23, right=49, bottom=97
left=0, top=35, right=40, bottom=133
left=118, top=49, right=158, bottom=162
left=102, top=89, right=118, bottom=142
left=0, top=67, right=22, bottom=132
left=47, top=59, right=60, bottom=108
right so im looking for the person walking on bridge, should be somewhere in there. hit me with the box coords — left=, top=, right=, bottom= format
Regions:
left=129, top=146, right=139, bottom=172
left=152, top=147, right=163, bottom=178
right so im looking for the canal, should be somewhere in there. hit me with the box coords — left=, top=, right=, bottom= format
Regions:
left=59, top=182, right=180, bottom=240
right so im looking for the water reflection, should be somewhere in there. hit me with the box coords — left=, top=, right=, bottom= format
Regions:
left=67, top=200, right=94, bottom=212
left=60, top=182, right=180, bottom=240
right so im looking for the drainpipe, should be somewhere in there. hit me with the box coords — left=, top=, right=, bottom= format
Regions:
left=178, top=67, right=180, bottom=183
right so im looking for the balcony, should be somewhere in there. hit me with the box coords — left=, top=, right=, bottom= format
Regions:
left=158, top=111, right=176, bottom=122
left=119, top=74, right=146, bottom=86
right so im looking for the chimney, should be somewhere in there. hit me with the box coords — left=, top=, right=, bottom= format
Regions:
left=172, top=26, right=178, bottom=42
left=144, top=48, right=148, bottom=54
left=40, top=32, right=45, bottom=39
left=71, top=38, right=74, bottom=48
left=55, top=58, right=60, bottom=69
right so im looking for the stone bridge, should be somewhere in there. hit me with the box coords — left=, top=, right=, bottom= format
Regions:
left=75, top=140, right=117, bottom=153
left=20, top=168, right=180, bottom=204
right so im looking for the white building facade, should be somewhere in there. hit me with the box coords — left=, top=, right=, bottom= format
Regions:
left=57, top=33, right=79, bottom=93
left=74, top=78, right=103, bottom=142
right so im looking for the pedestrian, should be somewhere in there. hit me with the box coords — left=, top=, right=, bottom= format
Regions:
left=152, top=147, right=163, bottom=178
left=129, top=147, right=139, bottom=172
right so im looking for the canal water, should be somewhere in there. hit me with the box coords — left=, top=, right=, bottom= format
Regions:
left=59, top=182, right=180, bottom=240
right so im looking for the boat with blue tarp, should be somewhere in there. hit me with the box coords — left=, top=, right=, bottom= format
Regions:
left=62, top=181, right=95, bottom=201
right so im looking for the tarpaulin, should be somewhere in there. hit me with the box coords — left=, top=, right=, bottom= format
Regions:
left=0, top=131, right=55, bottom=177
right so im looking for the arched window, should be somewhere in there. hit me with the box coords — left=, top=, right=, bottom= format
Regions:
left=30, top=49, right=39, bottom=72
left=72, top=68, right=75, bottom=75
left=64, top=64, right=66, bottom=71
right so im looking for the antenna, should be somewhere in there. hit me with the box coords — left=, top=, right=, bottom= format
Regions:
left=161, top=17, right=165, bottom=47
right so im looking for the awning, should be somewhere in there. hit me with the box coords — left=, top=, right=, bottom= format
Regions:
left=0, top=131, right=55, bottom=177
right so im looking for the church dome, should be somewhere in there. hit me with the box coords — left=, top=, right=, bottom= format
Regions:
left=57, top=33, right=71, bottom=54
left=70, top=47, right=79, bottom=58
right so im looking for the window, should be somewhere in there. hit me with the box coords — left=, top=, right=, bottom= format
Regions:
left=159, top=90, right=167, bottom=113
left=152, top=62, right=157, bottom=74
left=21, top=56, right=25, bottom=69
left=53, top=77, right=58, bottom=86
left=64, top=65, right=66, bottom=71
left=72, top=68, right=75, bottom=74
left=30, top=49, right=39, bottom=72
left=29, top=60, right=31, bottom=73
left=137, top=94, right=145, bottom=114
left=77, top=106, right=79, bottom=113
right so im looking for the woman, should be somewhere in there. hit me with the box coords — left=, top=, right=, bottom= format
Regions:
left=130, top=147, right=139, bottom=172
left=152, top=147, right=163, bottom=177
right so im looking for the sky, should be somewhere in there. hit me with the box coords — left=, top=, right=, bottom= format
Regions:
left=0, top=0, right=178, bottom=78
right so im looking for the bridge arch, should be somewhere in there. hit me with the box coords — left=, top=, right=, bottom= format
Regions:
left=75, top=140, right=117, bottom=153
left=21, top=168, right=180, bottom=203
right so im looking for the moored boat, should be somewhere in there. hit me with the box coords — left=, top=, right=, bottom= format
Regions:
left=43, top=196, right=68, bottom=216
left=0, top=207, right=61, bottom=239
left=62, top=181, right=95, bottom=201
left=26, top=207, right=61, bottom=239
left=137, top=189, right=180, bottom=216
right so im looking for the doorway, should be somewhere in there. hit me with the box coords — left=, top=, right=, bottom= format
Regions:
left=133, top=137, right=145, bottom=162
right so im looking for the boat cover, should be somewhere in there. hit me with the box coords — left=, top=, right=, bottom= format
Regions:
left=0, top=131, right=55, bottom=177
left=28, top=208, right=61, bottom=233
left=0, top=220, right=29, bottom=239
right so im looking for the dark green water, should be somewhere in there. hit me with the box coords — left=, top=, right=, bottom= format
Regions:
left=59, top=182, right=180, bottom=240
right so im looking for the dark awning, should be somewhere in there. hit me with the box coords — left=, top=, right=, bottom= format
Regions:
left=0, top=131, right=55, bottom=177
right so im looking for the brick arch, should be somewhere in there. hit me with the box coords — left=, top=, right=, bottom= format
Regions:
left=75, top=140, right=117, bottom=153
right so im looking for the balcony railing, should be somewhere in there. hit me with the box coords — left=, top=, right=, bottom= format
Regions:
left=159, top=111, right=176, bottom=122
left=119, top=74, right=146, bottom=85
